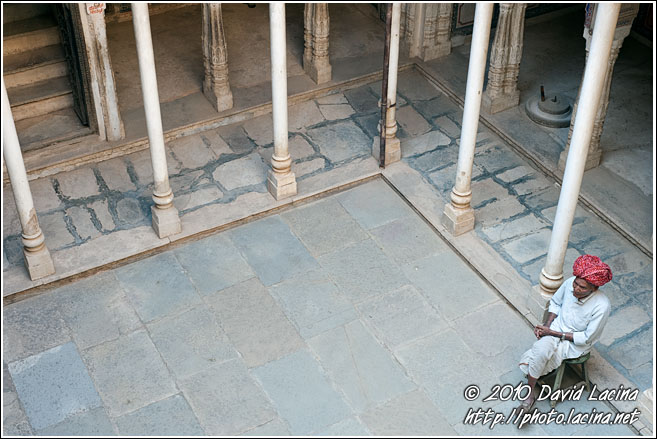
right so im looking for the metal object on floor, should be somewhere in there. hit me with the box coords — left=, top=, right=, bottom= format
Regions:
left=525, top=86, right=572, bottom=128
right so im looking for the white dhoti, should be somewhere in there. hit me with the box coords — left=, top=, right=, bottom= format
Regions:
left=518, top=335, right=572, bottom=378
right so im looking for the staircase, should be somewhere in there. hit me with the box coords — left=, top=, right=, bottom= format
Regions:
left=3, top=7, right=91, bottom=151
left=3, top=13, right=75, bottom=121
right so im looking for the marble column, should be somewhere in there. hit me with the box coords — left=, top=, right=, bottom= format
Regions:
left=482, top=3, right=526, bottom=114
left=442, top=4, right=493, bottom=236
left=79, top=3, right=125, bottom=141
left=2, top=79, right=55, bottom=280
left=558, top=3, right=639, bottom=172
left=373, top=3, right=402, bottom=166
left=268, top=3, right=296, bottom=200
left=202, top=3, right=233, bottom=112
left=531, top=3, right=620, bottom=322
left=303, top=3, right=331, bottom=84
left=131, top=3, right=181, bottom=238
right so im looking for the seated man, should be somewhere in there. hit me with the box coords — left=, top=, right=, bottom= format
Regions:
left=518, top=254, right=613, bottom=410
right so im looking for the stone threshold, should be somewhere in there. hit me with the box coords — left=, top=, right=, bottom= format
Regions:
left=2, top=63, right=414, bottom=185
left=413, top=61, right=652, bottom=259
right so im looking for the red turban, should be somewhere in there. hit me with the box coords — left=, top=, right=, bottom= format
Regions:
left=573, top=254, right=612, bottom=287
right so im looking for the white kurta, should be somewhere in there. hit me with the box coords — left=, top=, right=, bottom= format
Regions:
left=519, top=276, right=611, bottom=378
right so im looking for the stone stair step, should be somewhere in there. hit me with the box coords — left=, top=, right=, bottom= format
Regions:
left=6, top=76, right=74, bottom=121
left=3, top=44, right=68, bottom=88
left=3, top=15, right=60, bottom=56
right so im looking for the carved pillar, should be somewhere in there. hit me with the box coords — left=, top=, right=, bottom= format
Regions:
left=79, top=3, right=125, bottom=141
left=482, top=3, right=526, bottom=114
left=2, top=79, right=55, bottom=280
left=303, top=3, right=331, bottom=84
left=402, top=3, right=453, bottom=61
left=202, top=3, right=233, bottom=112
left=423, top=3, right=453, bottom=60
left=559, top=3, right=639, bottom=172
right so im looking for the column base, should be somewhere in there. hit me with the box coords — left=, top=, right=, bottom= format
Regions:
left=442, top=202, right=475, bottom=236
left=151, top=205, right=182, bottom=238
left=558, top=147, right=602, bottom=172
left=203, top=87, right=234, bottom=113
left=482, top=90, right=520, bottom=115
left=528, top=284, right=552, bottom=325
left=637, top=388, right=653, bottom=430
left=267, top=170, right=297, bottom=200
left=422, top=43, right=451, bottom=61
left=23, top=246, right=55, bottom=281
left=303, top=61, right=332, bottom=84
left=372, top=136, right=401, bottom=166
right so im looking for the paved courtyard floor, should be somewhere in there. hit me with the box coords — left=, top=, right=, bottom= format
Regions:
left=2, top=179, right=638, bottom=436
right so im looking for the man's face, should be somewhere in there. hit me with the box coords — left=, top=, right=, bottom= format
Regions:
left=573, top=277, right=596, bottom=300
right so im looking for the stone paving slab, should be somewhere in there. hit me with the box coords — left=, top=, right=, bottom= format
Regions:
left=314, top=416, right=371, bottom=436
left=178, top=359, right=276, bottom=436
left=8, top=342, right=102, bottom=431
left=360, top=389, right=456, bottom=436
left=252, top=349, right=353, bottom=435
left=227, top=215, right=319, bottom=287
left=318, top=238, right=409, bottom=304
left=268, top=270, right=358, bottom=340
left=307, top=320, right=416, bottom=413
left=114, top=394, right=204, bottom=436
left=113, top=251, right=202, bottom=323
left=205, top=277, right=305, bottom=368
left=147, top=306, right=238, bottom=379
left=173, top=233, right=254, bottom=296
left=36, top=408, right=115, bottom=436
left=50, top=271, right=141, bottom=351
left=357, top=284, right=449, bottom=349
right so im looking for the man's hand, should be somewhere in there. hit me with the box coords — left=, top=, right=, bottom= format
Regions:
left=534, top=324, right=552, bottom=339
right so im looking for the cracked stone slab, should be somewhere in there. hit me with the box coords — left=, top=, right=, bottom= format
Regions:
left=306, top=120, right=371, bottom=163
left=169, top=134, right=219, bottom=169
left=318, top=238, right=409, bottom=304
left=89, top=199, right=116, bottom=231
left=307, top=320, right=415, bottom=413
left=212, top=152, right=268, bottom=191
left=242, top=114, right=274, bottom=147
left=174, top=232, right=254, bottom=296
left=268, top=269, right=358, bottom=339
left=97, top=157, right=137, bottom=192
left=401, top=252, right=499, bottom=321
left=599, top=305, right=651, bottom=346
left=281, top=197, right=369, bottom=257
left=8, top=342, right=102, bottom=430
left=178, top=360, right=276, bottom=435
left=288, top=100, right=325, bottom=131
left=227, top=215, right=319, bottom=287
left=370, top=215, right=451, bottom=264
left=401, top=129, right=451, bottom=158
left=40, top=211, right=76, bottom=249
left=30, top=177, right=61, bottom=212
left=357, top=285, right=448, bottom=349
left=396, top=105, right=432, bottom=137
left=50, top=271, right=141, bottom=350
left=252, top=350, right=353, bottom=435
left=360, top=390, right=456, bottom=436
left=55, top=167, right=100, bottom=199
left=66, top=205, right=101, bottom=241
left=318, top=103, right=355, bottom=121
left=114, top=394, right=204, bottom=436
left=113, top=251, right=202, bottom=323
left=205, top=277, right=305, bottom=367
left=337, top=179, right=415, bottom=230
left=501, top=228, right=552, bottom=265
left=147, top=306, right=238, bottom=379
left=480, top=213, right=550, bottom=243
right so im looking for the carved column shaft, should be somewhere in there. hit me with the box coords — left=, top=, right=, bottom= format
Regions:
left=303, top=3, right=331, bottom=84
left=482, top=3, right=526, bottom=114
left=559, top=3, right=638, bottom=171
left=202, top=3, right=233, bottom=112
left=423, top=3, right=453, bottom=60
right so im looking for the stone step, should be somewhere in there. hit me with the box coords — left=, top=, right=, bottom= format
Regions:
left=3, top=44, right=68, bottom=88
left=6, top=76, right=74, bottom=121
left=3, top=15, right=60, bottom=56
